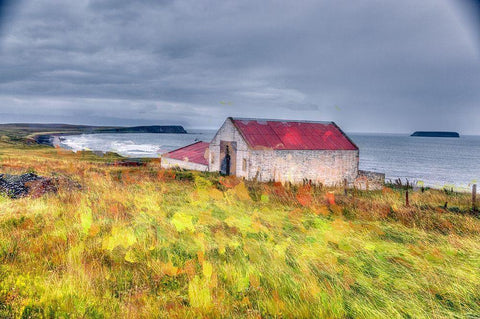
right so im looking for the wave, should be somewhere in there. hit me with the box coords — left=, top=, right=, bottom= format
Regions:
left=58, top=131, right=217, bottom=158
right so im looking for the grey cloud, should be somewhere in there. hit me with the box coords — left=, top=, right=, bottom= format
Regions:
left=0, top=0, right=479, bottom=133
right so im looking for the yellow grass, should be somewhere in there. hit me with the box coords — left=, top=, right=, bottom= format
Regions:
left=0, top=140, right=479, bottom=318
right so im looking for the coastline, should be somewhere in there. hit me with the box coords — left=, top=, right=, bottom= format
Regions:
left=1, top=123, right=188, bottom=147
left=28, top=131, right=479, bottom=194
left=31, top=132, right=72, bottom=147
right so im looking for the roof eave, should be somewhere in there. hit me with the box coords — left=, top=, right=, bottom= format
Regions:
left=331, top=122, right=359, bottom=150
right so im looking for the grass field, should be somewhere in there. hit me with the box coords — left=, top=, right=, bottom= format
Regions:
left=0, top=139, right=479, bottom=318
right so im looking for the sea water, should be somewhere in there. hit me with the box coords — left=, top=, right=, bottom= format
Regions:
left=352, top=134, right=480, bottom=190
left=58, top=130, right=217, bottom=158
left=59, top=131, right=480, bottom=189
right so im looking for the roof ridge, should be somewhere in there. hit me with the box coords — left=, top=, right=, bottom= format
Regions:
left=231, top=117, right=333, bottom=124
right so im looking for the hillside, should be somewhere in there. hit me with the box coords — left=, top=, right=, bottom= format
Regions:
left=0, top=140, right=479, bottom=317
left=0, top=123, right=187, bottom=145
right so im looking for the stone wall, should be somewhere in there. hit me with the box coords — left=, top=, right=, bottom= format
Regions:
left=354, top=170, right=385, bottom=190
left=161, top=157, right=209, bottom=172
left=247, top=149, right=359, bottom=186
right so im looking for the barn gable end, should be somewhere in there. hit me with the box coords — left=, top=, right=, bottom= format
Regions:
left=208, top=118, right=251, bottom=178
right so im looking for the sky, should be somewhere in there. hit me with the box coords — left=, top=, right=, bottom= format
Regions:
left=0, top=0, right=479, bottom=133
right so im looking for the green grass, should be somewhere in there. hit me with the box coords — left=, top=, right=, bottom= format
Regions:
left=0, top=140, right=479, bottom=318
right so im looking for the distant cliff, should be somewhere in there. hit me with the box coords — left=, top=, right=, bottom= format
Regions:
left=411, top=131, right=459, bottom=138
left=98, top=125, right=187, bottom=134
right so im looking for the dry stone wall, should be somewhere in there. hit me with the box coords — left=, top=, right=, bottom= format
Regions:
left=354, top=170, right=385, bottom=190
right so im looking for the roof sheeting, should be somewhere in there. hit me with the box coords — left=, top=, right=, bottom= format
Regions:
left=162, top=141, right=209, bottom=165
left=231, top=118, right=358, bottom=150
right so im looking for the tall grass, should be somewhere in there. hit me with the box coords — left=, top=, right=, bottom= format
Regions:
left=0, top=141, right=479, bottom=318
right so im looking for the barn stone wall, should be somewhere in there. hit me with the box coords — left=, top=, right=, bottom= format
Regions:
left=246, top=149, right=359, bottom=186
left=161, top=157, right=209, bottom=172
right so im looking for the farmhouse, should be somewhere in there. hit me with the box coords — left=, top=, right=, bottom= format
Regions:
left=161, top=117, right=384, bottom=188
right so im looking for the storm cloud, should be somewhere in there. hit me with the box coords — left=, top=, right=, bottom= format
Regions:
left=0, top=0, right=479, bottom=133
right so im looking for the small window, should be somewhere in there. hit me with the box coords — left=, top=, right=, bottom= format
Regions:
left=242, top=158, right=247, bottom=171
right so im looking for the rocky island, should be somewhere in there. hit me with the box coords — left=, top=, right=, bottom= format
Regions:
left=411, top=131, right=460, bottom=138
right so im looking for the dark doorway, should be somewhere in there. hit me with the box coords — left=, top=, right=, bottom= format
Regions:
left=225, top=146, right=231, bottom=176
left=220, top=141, right=237, bottom=175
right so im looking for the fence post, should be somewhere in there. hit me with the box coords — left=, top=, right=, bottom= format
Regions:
left=405, top=181, right=409, bottom=207
left=473, top=184, right=477, bottom=212
left=344, top=178, right=348, bottom=196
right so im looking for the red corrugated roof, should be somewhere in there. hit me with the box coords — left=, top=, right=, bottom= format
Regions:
left=231, top=118, right=358, bottom=150
left=163, top=141, right=209, bottom=165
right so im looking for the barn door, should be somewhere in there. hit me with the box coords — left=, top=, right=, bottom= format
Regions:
left=220, top=141, right=237, bottom=176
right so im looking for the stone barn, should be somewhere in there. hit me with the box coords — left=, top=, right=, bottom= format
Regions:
left=162, top=117, right=362, bottom=186
left=208, top=118, right=359, bottom=185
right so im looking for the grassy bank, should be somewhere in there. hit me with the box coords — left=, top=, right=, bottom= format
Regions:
left=0, top=141, right=479, bottom=318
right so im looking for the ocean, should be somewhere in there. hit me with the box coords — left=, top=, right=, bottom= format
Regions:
left=58, top=131, right=480, bottom=190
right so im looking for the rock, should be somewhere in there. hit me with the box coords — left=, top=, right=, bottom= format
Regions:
left=0, top=173, right=43, bottom=198
left=410, top=131, right=460, bottom=138
left=0, top=173, right=81, bottom=198
left=33, top=134, right=55, bottom=146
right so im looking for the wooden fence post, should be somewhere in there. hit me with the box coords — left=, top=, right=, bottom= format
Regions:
left=405, top=181, right=409, bottom=207
left=473, top=184, right=477, bottom=212
left=344, top=178, right=348, bottom=196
